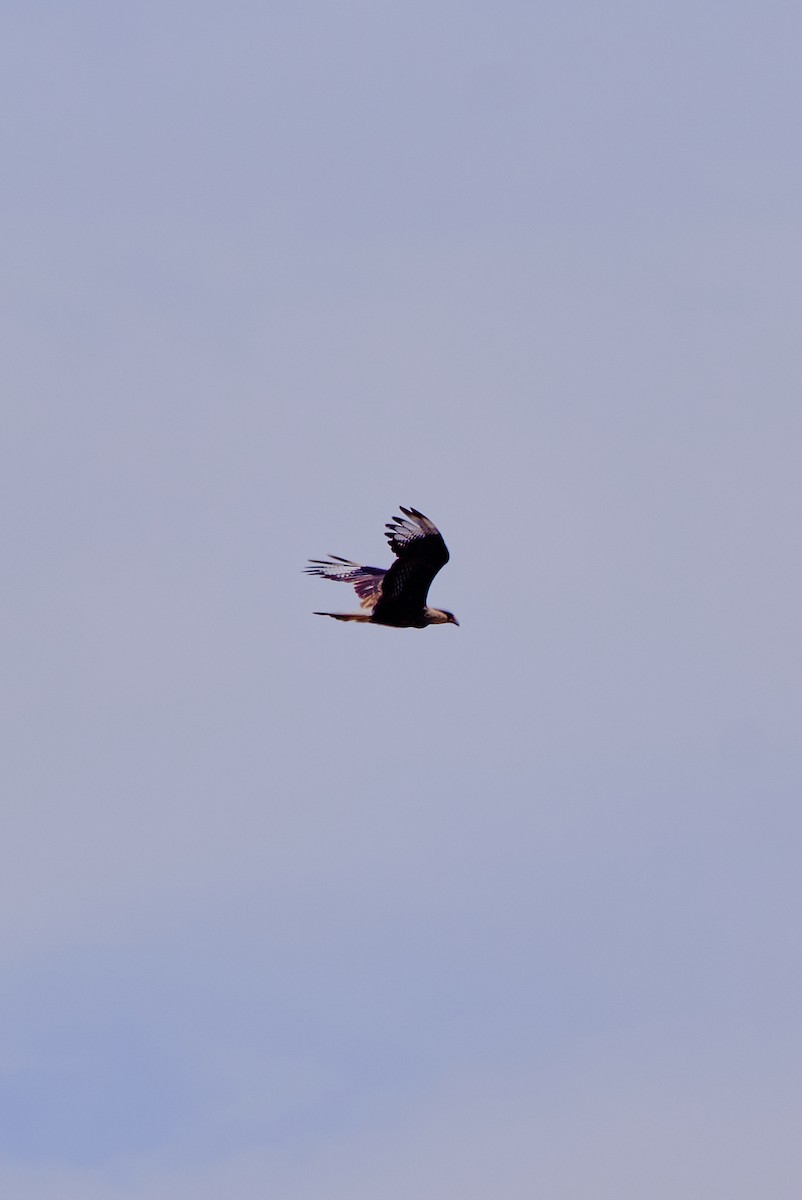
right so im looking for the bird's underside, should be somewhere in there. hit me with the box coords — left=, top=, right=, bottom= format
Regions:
left=305, top=506, right=458, bottom=628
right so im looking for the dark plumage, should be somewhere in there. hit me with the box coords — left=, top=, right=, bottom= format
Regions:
left=305, top=506, right=459, bottom=628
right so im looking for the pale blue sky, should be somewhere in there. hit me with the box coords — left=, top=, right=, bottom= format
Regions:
left=3, top=2, right=802, bottom=1196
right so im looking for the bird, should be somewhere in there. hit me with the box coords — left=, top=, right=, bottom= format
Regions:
left=305, top=506, right=459, bottom=628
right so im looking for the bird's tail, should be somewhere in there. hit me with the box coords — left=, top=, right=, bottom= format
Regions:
left=313, top=612, right=373, bottom=622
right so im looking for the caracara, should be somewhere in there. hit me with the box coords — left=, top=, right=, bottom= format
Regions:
left=305, top=506, right=459, bottom=628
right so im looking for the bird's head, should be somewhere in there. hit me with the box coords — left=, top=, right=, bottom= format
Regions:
left=422, top=606, right=459, bottom=627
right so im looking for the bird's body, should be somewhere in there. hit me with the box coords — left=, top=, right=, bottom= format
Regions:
left=306, top=506, right=458, bottom=628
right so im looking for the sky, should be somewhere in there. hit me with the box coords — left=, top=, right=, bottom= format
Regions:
left=3, top=1, right=802, bottom=1196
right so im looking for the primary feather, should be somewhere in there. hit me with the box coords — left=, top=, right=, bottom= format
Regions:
left=305, top=557, right=386, bottom=608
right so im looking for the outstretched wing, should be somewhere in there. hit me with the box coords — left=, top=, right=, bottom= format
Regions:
left=372, top=507, right=450, bottom=621
left=304, top=556, right=386, bottom=610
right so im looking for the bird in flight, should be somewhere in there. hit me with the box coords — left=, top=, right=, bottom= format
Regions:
left=306, top=506, right=459, bottom=628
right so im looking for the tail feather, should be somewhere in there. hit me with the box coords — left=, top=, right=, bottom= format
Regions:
left=313, top=612, right=373, bottom=622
